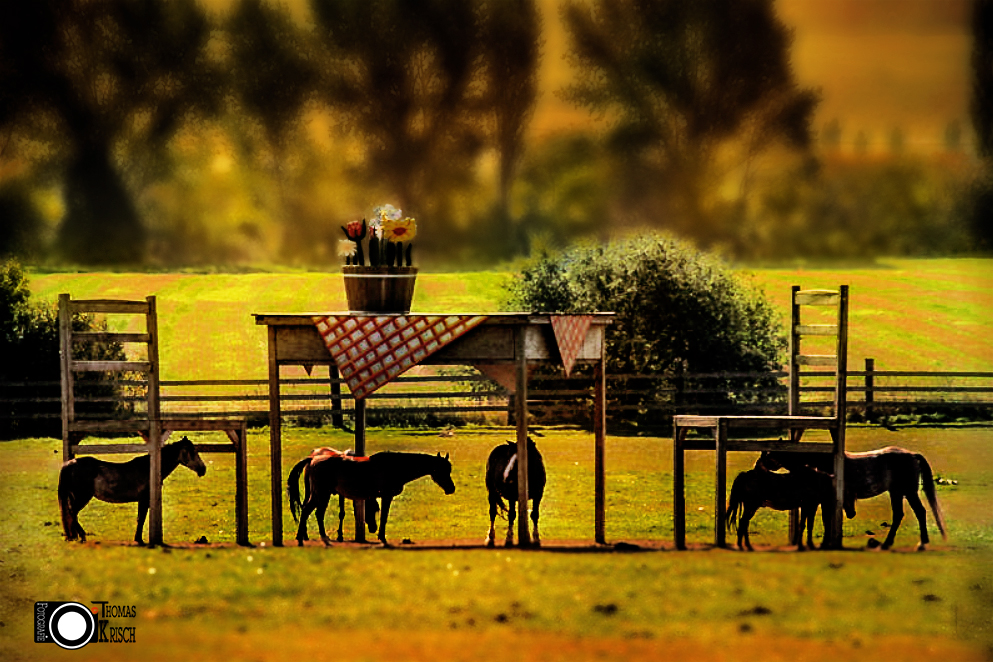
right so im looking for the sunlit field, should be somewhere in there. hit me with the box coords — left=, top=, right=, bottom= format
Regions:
left=24, top=258, right=993, bottom=380
left=1, top=426, right=991, bottom=662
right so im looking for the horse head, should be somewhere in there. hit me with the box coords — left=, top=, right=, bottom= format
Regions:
left=432, top=452, right=456, bottom=495
left=176, top=436, right=207, bottom=477
left=754, top=451, right=783, bottom=472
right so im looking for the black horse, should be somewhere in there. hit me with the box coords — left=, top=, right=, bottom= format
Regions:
left=485, top=437, right=546, bottom=547
left=288, top=451, right=455, bottom=546
left=58, top=436, right=207, bottom=545
left=287, top=447, right=380, bottom=543
left=727, top=466, right=834, bottom=551
left=758, top=447, right=947, bottom=550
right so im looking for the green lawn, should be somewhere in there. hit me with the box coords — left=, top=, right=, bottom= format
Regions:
left=1, top=426, right=991, bottom=661
left=24, top=258, right=993, bottom=382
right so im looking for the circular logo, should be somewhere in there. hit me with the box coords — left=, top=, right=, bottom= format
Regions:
left=48, top=602, right=96, bottom=650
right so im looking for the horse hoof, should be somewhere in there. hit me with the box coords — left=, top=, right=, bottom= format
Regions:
left=917, top=543, right=927, bottom=552
left=297, top=539, right=304, bottom=547
left=485, top=538, right=495, bottom=548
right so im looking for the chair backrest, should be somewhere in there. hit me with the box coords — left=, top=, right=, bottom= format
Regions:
left=788, top=286, right=849, bottom=420
left=59, top=294, right=160, bottom=457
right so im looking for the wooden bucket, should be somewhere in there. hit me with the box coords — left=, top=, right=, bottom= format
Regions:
left=342, top=266, right=418, bottom=314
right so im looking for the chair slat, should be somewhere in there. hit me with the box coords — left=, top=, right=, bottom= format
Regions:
left=794, top=291, right=840, bottom=305
left=72, top=332, right=151, bottom=343
left=794, top=324, right=837, bottom=336
left=69, top=300, right=149, bottom=314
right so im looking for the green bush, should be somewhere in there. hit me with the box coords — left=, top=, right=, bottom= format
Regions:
left=504, top=235, right=787, bottom=427
left=0, top=260, right=128, bottom=440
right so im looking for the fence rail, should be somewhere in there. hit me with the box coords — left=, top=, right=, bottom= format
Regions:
left=2, top=359, right=992, bottom=431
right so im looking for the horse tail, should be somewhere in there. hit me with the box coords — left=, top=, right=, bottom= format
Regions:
left=287, top=458, right=310, bottom=523
left=57, top=460, right=76, bottom=540
left=916, top=453, right=947, bottom=540
left=726, top=474, right=744, bottom=533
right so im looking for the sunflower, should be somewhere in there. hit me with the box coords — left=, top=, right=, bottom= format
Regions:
left=383, top=217, right=417, bottom=242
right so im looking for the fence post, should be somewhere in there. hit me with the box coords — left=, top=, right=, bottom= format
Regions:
left=864, top=358, right=875, bottom=422
left=329, top=364, right=345, bottom=430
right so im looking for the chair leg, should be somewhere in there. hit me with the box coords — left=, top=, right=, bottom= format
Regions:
left=673, top=425, right=686, bottom=550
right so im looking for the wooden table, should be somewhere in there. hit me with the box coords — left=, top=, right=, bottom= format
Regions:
left=254, top=312, right=612, bottom=547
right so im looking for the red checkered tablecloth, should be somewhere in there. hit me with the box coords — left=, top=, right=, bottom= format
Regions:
left=550, top=315, right=594, bottom=377
left=313, top=315, right=489, bottom=399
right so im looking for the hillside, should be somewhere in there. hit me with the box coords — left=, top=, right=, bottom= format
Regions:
left=24, top=259, right=993, bottom=381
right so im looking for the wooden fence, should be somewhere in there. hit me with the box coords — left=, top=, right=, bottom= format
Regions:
left=2, top=359, right=992, bottom=434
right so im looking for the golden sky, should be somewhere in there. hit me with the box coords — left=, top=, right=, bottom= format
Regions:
left=206, top=0, right=973, bottom=151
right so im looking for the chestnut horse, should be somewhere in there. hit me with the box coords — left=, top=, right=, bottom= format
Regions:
left=287, top=447, right=379, bottom=543
left=289, top=451, right=455, bottom=546
left=58, top=436, right=207, bottom=544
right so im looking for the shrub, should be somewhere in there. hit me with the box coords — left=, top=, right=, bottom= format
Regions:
left=0, top=260, right=128, bottom=440
left=504, top=235, right=787, bottom=428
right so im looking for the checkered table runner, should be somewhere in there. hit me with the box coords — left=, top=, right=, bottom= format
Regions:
left=313, top=315, right=489, bottom=400
left=550, top=315, right=594, bottom=377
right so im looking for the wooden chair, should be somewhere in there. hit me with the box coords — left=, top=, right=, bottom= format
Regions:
left=672, top=286, right=849, bottom=550
left=59, top=294, right=249, bottom=546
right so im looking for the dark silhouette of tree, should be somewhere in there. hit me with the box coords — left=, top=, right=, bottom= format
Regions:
left=972, top=0, right=993, bottom=160
left=480, top=0, right=542, bottom=258
left=970, top=0, right=993, bottom=249
left=228, top=0, right=320, bottom=149
left=308, top=0, right=541, bottom=258
left=0, top=0, right=225, bottom=264
left=561, top=0, right=818, bottom=244
left=309, top=0, right=486, bottom=253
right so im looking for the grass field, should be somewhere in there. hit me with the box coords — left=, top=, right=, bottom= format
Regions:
left=3, top=258, right=991, bottom=660
left=1, top=426, right=992, bottom=661
left=23, top=258, right=993, bottom=380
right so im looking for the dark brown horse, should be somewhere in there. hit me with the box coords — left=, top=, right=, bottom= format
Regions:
left=58, top=436, right=207, bottom=545
left=288, top=451, right=455, bottom=546
left=287, top=447, right=380, bottom=543
left=727, top=466, right=834, bottom=551
left=485, top=438, right=546, bottom=547
left=757, top=447, right=947, bottom=550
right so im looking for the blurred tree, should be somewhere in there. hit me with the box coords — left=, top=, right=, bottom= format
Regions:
left=944, top=119, right=963, bottom=153
left=309, top=0, right=541, bottom=258
left=310, top=0, right=488, bottom=254
left=560, top=0, right=818, bottom=245
left=970, top=0, right=993, bottom=249
left=480, top=0, right=542, bottom=259
left=821, top=119, right=843, bottom=152
left=226, top=0, right=325, bottom=264
left=0, top=0, right=226, bottom=264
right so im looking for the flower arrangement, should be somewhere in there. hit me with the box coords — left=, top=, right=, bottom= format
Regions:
left=340, top=204, right=416, bottom=268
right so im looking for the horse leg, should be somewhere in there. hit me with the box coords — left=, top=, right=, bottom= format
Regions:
left=530, top=495, right=542, bottom=547
left=70, top=492, right=92, bottom=542
left=880, top=492, right=904, bottom=550
left=296, top=491, right=318, bottom=546
left=378, top=496, right=393, bottom=546
left=135, top=496, right=149, bottom=546
left=740, top=504, right=758, bottom=551
left=315, top=490, right=333, bottom=546
left=337, top=495, right=346, bottom=543
left=485, top=494, right=498, bottom=547
left=505, top=500, right=516, bottom=547
left=905, top=490, right=931, bottom=551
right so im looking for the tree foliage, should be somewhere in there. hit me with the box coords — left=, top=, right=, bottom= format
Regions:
left=561, top=0, right=818, bottom=243
left=0, top=0, right=226, bottom=264
left=0, top=260, right=127, bottom=439
left=504, top=236, right=786, bottom=425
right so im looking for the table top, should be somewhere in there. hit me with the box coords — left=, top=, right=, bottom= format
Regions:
left=254, top=311, right=614, bottom=325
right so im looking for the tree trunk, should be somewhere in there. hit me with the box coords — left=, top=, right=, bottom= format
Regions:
left=57, top=144, right=145, bottom=265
